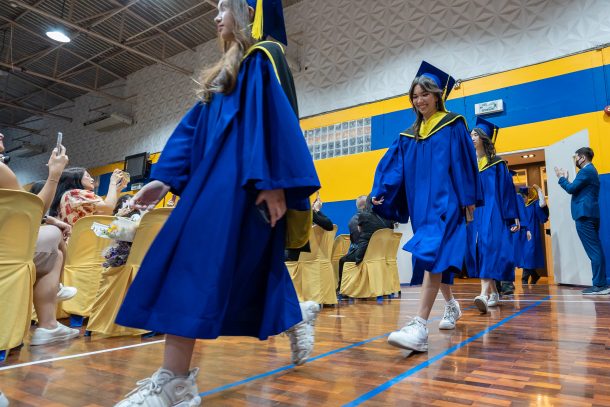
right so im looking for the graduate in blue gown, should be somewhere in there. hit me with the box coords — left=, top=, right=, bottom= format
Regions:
left=371, top=62, right=483, bottom=352
left=517, top=185, right=549, bottom=284
left=513, top=189, right=528, bottom=278
left=114, top=1, right=320, bottom=405
left=468, top=118, right=520, bottom=314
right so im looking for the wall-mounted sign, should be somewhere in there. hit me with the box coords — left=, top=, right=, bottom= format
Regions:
left=475, top=99, right=504, bottom=115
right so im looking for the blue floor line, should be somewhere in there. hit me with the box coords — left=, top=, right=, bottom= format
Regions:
left=199, top=304, right=476, bottom=398
left=342, top=295, right=552, bottom=407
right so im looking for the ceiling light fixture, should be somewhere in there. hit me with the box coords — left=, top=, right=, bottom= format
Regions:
left=46, top=0, right=71, bottom=43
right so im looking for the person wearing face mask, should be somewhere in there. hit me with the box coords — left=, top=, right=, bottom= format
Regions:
left=555, top=147, right=608, bottom=295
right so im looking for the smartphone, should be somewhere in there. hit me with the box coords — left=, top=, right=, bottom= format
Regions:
left=256, top=202, right=271, bottom=224
left=56, top=132, right=63, bottom=155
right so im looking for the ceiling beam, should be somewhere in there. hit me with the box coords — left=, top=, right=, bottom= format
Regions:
left=0, top=0, right=46, bottom=30
left=125, top=10, right=216, bottom=47
left=0, top=17, right=124, bottom=81
left=123, top=2, right=205, bottom=45
left=10, top=0, right=193, bottom=76
left=6, top=71, right=72, bottom=103
left=0, top=122, right=42, bottom=134
left=106, top=0, right=194, bottom=53
left=9, top=1, right=144, bottom=69
left=0, top=100, right=72, bottom=122
left=0, top=61, right=125, bottom=102
left=76, top=0, right=142, bottom=26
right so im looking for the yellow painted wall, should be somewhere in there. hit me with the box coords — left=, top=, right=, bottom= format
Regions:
left=90, top=47, right=610, bottom=201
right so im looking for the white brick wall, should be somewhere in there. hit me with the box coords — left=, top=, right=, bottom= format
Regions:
left=8, top=0, right=610, bottom=183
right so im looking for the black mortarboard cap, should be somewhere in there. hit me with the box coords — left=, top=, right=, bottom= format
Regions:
left=246, top=0, right=287, bottom=45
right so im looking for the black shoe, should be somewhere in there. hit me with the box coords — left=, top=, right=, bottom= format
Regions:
left=521, top=279, right=529, bottom=285
left=582, top=286, right=610, bottom=295
left=501, top=283, right=514, bottom=295
left=530, top=273, right=541, bottom=285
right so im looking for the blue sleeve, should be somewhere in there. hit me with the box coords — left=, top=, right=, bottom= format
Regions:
left=449, top=121, right=484, bottom=208
left=239, top=54, right=320, bottom=204
left=371, top=137, right=409, bottom=223
left=516, top=194, right=529, bottom=230
left=150, top=103, right=204, bottom=195
left=558, top=168, right=591, bottom=195
left=535, top=204, right=549, bottom=223
left=499, top=164, right=518, bottom=221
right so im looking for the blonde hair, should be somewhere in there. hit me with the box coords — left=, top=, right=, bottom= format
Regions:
left=198, top=0, right=257, bottom=102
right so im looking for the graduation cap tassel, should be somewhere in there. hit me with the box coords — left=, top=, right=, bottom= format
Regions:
left=252, top=0, right=264, bottom=40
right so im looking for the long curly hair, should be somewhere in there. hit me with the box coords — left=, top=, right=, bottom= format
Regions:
left=197, top=0, right=257, bottom=102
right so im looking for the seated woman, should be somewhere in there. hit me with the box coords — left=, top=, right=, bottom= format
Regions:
left=337, top=195, right=394, bottom=291
left=49, top=168, right=129, bottom=226
left=29, top=181, right=76, bottom=301
left=0, top=133, right=79, bottom=346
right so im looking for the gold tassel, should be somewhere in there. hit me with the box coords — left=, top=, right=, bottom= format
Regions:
left=251, top=0, right=264, bottom=40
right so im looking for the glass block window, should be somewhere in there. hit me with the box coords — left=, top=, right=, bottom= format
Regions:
left=304, top=117, right=372, bottom=160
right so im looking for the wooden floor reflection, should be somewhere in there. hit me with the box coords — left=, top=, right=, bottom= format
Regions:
left=1, top=281, right=610, bottom=406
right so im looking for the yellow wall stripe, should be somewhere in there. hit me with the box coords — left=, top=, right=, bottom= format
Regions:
left=313, top=111, right=610, bottom=203
left=301, top=47, right=608, bottom=130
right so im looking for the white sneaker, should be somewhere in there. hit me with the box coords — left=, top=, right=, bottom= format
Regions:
left=57, top=283, right=77, bottom=302
left=387, top=317, right=428, bottom=352
left=0, top=391, right=8, bottom=407
left=30, top=323, right=79, bottom=346
left=439, top=300, right=462, bottom=330
left=285, top=301, right=320, bottom=366
left=300, top=301, right=321, bottom=324
left=488, top=293, right=500, bottom=307
left=474, top=295, right=488, bottom=314
left=115, top=368, right=201, bottom=407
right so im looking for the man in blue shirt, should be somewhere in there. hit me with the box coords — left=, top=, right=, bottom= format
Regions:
left=555, top=147, right=608, bottom=295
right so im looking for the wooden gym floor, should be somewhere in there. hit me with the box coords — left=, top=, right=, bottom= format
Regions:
left=1, top=281, right=610, bottom=406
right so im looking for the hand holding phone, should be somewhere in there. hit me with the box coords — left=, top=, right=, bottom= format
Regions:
left=56, top=132, right=63, bottom=156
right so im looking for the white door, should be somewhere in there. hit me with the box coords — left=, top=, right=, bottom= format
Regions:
left=545, top=130, right=591, bottom=285
left=395, top=222, right=414, bottom=284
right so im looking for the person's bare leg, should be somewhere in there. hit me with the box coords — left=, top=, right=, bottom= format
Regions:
left=33, top=252, right=62, bottom=329
left=489, top=279, right=499, bottom=294
left=440, top=283, right=454, bottom=302
left=58, top=239, right=67, bottom=281
left=162, top=335, right=196, bottom=376
left=416, top=272, right=442, bottom=320
left=480, top=279, right=491, bottom=297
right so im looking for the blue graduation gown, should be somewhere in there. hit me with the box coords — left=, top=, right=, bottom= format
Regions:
left=116, top=46, right=320, bottom=340
left=469, top=159, right=518, bottom=281
left=513, top=193, right=528, bottom=267
left=518, top=200, right=549, bottom=269
left=371, top=113, right=483, bottom=285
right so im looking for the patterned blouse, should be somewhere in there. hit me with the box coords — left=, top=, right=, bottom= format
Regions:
left=58, top=189, right=104, bottom=226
